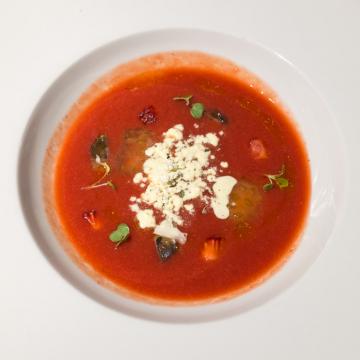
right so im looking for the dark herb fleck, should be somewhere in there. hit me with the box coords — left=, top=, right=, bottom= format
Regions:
left=168, top=179, right=177, bottom=187
left=173, top=95, right=193, bottom=106
left=139, top=105, right=157, bottom=125
left=263, top=165, right=289, bottom=191
left=109, top=224, right=130, bottom=248
left=206, top=109, right=228, bottom=124
left=178, top=190, right=185, bottom=198
left=190, top=103, right=205, bottom=119
left=167, top=174, right=181, bottom=187
left=155, top=236, right=178, bottom=261
left=90, top=135, right=108, bottom=162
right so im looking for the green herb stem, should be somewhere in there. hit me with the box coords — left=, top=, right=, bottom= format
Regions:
left=173, top=95, right=193, bottom=106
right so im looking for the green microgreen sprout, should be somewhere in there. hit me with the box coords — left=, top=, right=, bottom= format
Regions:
left=190, top=103, right=205, bottom=119
left=109, top=223, right=130, bottom=248
left=263, top=164, right=289, bottom=191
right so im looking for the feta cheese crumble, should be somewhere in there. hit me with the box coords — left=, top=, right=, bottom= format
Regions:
left=129, top=124, right=237, bottom=243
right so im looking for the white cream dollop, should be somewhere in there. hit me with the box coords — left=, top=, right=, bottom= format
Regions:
left=154, top=220, right=187, bottom=244
left=211, top=176, right=237, bottom=219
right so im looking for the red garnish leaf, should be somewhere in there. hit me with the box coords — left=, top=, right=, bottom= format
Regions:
left=83, top=210, right=101, bottom=230
left=139, top=106, right=157, bottom=125
left=202, top=236, right=223, bottom=261
left=250, top=139, right=267, bottom=160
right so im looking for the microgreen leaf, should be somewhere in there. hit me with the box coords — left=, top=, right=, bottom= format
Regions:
left=275, top=177, right=289, bottom=189
left=173, top=95, right=193, bottom=106
left=263, top=183, right=274, bottom=192
left=91, top=135, right=108, bottom=162
left=263, top=164, right=289, bottom=191
left=190, top=103, right=205, bottom=119
left=109, top=224, right=130, bottom=247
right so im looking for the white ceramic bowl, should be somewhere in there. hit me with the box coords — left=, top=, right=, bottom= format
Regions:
left=18, top=29, right=346, bottom=322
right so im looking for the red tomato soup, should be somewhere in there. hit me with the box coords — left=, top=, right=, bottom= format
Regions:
left=45, top=52, right=310, bottom=303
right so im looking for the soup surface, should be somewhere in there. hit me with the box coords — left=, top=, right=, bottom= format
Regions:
left=47, top=52, right=310, bottom=303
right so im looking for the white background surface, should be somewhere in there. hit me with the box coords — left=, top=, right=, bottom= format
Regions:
left=1, top=0, right=359, bottom=359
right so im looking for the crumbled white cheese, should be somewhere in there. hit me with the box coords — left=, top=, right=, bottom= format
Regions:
left=154, top=220, right=187, bottom=244
left=130, top=196, right=137, bottom=202
left=193, top=123, right=199, bottom=129
left=220, top=161, right=229, bottom=168
left=211, top=176, right=237, bottom=219
left=129, top=203, right=140, bottom=212
left=129, top=124, right=236, bottom=243
left=208, top=133, right=219, bottom=146
left=136, top=209, right=156, bottom=229
left=184, top=203, right=195, bottom=214
left=219, top=130, right=224, bottom=136
left=133, top=172, right=145, bottom=184
left=163, top=124, right=184, bottom=145
left=174, top=124, right=184, bottom=131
